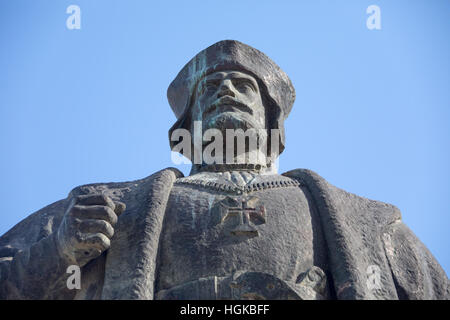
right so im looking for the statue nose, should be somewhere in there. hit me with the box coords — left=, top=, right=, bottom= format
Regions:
left=217, top=80, right=235, bottom=98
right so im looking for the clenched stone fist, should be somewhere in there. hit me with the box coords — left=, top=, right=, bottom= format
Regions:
left=56, top=194, right=126, bottom=267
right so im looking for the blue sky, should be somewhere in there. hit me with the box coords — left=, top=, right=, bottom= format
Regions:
left=1, top=0, right=449, bottom=276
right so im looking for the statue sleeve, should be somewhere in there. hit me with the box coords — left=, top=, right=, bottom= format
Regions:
left=0, top=199, right=76, bottom=299
left=382, top=221, right=449, bottom=300
left=0, top=232, right=76, bottom=299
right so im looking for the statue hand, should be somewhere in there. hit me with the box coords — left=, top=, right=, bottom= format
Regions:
left=56, top=194, right=126, bottom=267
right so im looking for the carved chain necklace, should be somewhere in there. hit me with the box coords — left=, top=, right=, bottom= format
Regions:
left=175, top=170, right=301, bottom=196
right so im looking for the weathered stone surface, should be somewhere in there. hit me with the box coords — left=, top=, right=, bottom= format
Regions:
left=0, top=40, right=448, bottom=300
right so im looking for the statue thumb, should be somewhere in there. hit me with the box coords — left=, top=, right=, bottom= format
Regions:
left=113, top=201, right=126, bottom=216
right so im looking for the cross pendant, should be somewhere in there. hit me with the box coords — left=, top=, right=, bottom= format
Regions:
left=221, top=197, right=266, bottom=237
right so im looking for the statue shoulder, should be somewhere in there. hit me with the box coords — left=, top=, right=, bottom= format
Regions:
left=68, top=167, right=183, bottom=198
left=0, top=198, right=68, bottom=257
left=0, top=167, right=183, bottom=258
left=282, top=168, right=401, bottom=228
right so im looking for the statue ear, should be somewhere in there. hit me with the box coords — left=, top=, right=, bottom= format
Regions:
left=168, top=109, right=195, bottom=162
left=261, top=91, right=285, bottom=157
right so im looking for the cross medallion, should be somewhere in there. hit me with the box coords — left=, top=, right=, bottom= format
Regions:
left=220, top=196, right=266, bottom=237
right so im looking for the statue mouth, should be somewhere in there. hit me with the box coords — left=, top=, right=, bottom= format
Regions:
left=203, top=96, right=253, bottom=119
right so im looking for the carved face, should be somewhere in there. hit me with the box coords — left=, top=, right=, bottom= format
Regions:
left=189, top=71, right=267, bottom=133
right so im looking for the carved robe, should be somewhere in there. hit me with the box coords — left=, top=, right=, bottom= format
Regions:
left=0, top=168, right=448, bottom=299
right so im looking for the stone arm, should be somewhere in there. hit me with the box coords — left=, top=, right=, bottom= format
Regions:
left=284, top=168, right=449, bottom=300
left=0, top=231, right=76, bottom=299
left=382, top=220, right=449, bottom=300
left=0, top=199, right=77, bottom=299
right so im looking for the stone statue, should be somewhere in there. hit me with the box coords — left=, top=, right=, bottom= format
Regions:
left=0, top=40, right=448, bottom=300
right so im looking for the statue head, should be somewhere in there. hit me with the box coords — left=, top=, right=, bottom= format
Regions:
left=167, top=40, right=295, bottom=172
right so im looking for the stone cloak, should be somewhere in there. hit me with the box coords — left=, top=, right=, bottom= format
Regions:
left=0, top=168, right=448, bottom=299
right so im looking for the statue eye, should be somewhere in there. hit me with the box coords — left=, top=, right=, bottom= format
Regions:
left=199, top=82, right=217, bottom=96
left=236, top=81, right=254, bottom=93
